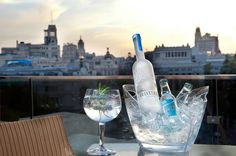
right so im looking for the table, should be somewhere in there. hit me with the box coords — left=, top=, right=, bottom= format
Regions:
left=86, top=143, right=236, bottom=156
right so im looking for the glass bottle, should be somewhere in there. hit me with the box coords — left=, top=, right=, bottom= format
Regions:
left=176, top=82, right=193, bottom=107
left=159, top=79, right=177, bottom=117
left=132, top=34, right=161, bottom=122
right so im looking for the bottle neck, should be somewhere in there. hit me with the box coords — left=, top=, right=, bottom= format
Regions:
left=180, top=87, right=191, bottom=94
left=136, top=51, right=145, bottom=60
left=161, top=85, right=171, bottom=95
left=133, top=33, right=145, bottom=60
left=182, top=83, right=192, bottom=93
left=179, top=84, right=192, bottom=96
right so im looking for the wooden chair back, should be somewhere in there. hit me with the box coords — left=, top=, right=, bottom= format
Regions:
left=0, top=115, right=74, bottom=156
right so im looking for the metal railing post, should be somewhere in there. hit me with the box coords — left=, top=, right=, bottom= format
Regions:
left=215, top=79, right=221, bottom=144
left=29, top=78, right=34, bottom=119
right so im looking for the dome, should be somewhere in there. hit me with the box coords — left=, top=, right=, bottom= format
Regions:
left=196, top=27, right=201, bottom=33
left=104, top=47, right=114, bottom=59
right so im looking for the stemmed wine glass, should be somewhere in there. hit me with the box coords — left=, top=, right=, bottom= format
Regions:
left=83, top=88, right=122, bottom=155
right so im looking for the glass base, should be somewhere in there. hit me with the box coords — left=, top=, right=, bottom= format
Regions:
left=138, top=147, right=189, bottom=156
left=140, top=143, right=189, bottom=153
left=87, top=145, right=116, bottom=155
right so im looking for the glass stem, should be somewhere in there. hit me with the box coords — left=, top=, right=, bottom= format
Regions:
left=99, top=122, right=105, bottom=147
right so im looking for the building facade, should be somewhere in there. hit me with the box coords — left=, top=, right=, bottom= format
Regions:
left=83, top=48, right=119, bottom=76
left=146, top=27, right=225, bottom=75
left=0, top=25, right=226, bottom=76
left=2, top=25, right=60, bottom=58
left=149, top=44, right=194, bottom=74
left=195, top=27, right=221, bottom=55
left=62, top=43, right=77, bottom=61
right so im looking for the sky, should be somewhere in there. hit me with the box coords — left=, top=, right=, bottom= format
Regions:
left=0, top=0, right=236, bottom=57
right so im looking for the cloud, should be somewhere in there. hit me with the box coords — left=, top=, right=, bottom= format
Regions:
left=1, top=0, right=236, bottom=55
left=0, top=0, right=16, bottom=3
left=0, top=0, right=68, bottom=47
left=0, top=0, right=67, bottom=23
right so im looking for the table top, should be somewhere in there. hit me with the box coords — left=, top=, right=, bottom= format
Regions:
left=86, top=143, right=236, bottom=156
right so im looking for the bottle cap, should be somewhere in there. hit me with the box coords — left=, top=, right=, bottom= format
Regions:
left=184, top=82, right=193, bottom=91
left=159, top=79, right=168, bottom=87
left=132, top=33, right=143, bottom=53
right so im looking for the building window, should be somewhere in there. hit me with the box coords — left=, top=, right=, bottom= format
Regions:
left=49, top=32, right=55, bottom=37
left=155, top=53, right=160, bottom=58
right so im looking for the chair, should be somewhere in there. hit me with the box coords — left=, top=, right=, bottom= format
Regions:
left=0, top=115, right=75, bottom=156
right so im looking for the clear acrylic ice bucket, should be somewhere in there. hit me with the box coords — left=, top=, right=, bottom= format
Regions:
left=123, top=84, right=209, bottom=153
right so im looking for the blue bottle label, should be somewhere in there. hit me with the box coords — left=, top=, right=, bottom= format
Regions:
left=161, top=98, right=177, bottom=116
left=136, top=34, right=143, bottom=51
left=132, top=33, right=143, bottom=52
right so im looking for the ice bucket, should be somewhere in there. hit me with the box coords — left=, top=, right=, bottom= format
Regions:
left=123, top=84, right=209, bottom=152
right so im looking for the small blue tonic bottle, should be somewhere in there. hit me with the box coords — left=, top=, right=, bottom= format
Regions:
left=159, top=79, right=177, bottom=117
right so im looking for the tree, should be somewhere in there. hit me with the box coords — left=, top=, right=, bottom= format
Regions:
left=203, top=63, right=212, bottom=75
left=220, top=58, right=231, bottom=74
left=231, top=61, right=236, bottom=74
left=220, top=55, right=236, bottom=74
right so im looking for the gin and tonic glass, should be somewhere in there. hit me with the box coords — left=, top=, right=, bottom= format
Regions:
left=83, top=89, right=122, bottom=155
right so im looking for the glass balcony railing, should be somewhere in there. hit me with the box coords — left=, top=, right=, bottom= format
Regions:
left=0, top=75, right=236, bottom=154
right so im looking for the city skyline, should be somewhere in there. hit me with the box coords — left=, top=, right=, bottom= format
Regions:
left=0, top=0, right=236, bottom=57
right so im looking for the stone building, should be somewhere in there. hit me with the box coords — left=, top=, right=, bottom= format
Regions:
left=83, top=48, right=119, bottom=75
left=149, top=44, right=193, bottom=74
left=146, top=27, right=225, bottom=75
left=194, top=27, right=221, bottom=55
left=2, top=24, right=60, bottom=58
left=62, top=43, right=77, bottom=61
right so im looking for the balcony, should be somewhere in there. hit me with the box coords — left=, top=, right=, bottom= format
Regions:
left=0, top=75, right=236, bottom=155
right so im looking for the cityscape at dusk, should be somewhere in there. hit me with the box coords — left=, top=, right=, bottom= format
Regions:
left=0, top=0, right=236, bottom=56
left=1, top=1, right=236, bottom=155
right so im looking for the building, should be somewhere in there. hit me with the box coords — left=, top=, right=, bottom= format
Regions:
left=2, top=24, right=60, bottom=59
left=206, top=55, right=225, bottom=74
left=195, top=27, right=221, bottom=55
left=83, top=48, right=119, bottom=75
left=146, top=27, right=225, bottom=75
left=62, top=43, right=77, bottom=61
left=0, top=53, right=27, bottom=67
left=62, top=36, right=86, bottom=61
left=149, top=44, right=193, bottom=75
left=78, top=36, right=85, bottom=58
left=0, top=25, right=106, bottom=76
left=1, top=47, right=18, bottom=55
left=118, top=52, right=135, bottom=75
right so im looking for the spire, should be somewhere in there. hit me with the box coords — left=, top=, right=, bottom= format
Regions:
left=78, top=36, right=84, bottom=44
left=50, top=11, right=53, bottom=24
left=78, top=36, right=85, bottom=59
